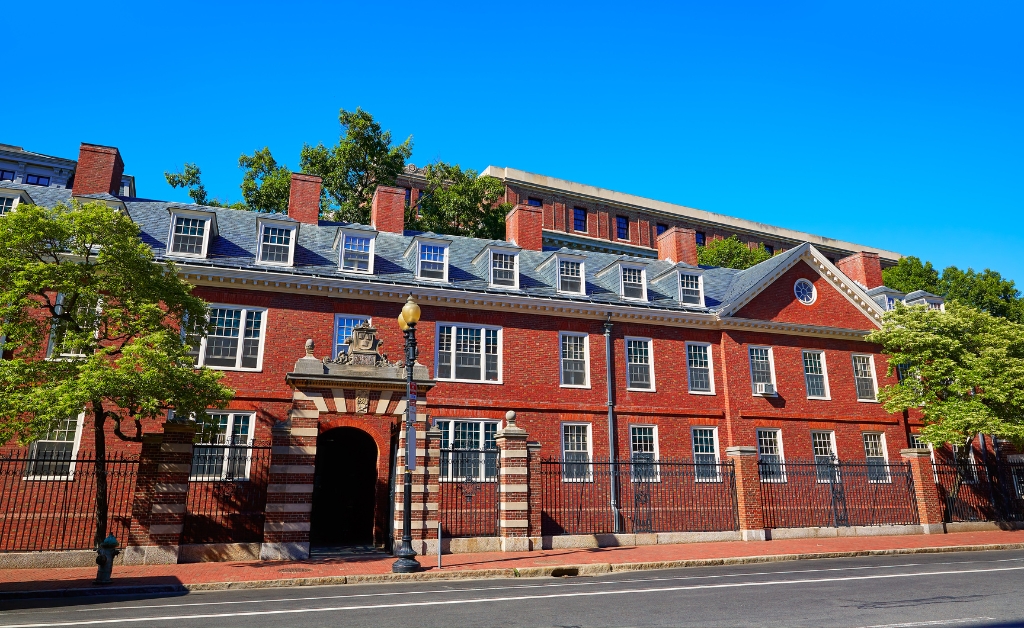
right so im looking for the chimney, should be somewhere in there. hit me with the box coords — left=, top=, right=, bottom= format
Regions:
left=72, top=143, right=124, bottom=196
left=656, top=226, right=698, bottom=266
left=287, top=173, right=322, bottom=224
left=371, top=185, right=406, bottom=233
left=505, top=204, right=543, bottom=250
left=836, top=251, right=883, bottom=289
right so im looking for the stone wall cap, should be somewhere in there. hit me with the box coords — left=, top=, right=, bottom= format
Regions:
left=900, top=448, right=933, bottom=457
left=725, top=445, right=759, bottom=456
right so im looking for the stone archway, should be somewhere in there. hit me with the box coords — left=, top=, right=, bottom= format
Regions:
left=310, top=427, right=379, bottom=547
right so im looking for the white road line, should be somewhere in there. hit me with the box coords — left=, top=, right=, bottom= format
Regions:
left=857, top=618, right=994, bottom=628
left=2, top=565, right=1022, bottom=628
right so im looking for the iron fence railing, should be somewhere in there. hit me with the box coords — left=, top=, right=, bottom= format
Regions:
left=438, top=449, right=500, bottom=538
left=540, top=458, right=738, bottom=535
left=759, top=460, right=919, bottom=528
left=935, top=460, right=1024, bottom=523
left=183, top=444, right=271, bottom=544
left=0, top=450, right=139, bottom=551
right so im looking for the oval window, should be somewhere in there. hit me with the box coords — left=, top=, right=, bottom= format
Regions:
left=794, top=278, right=816, bottom=305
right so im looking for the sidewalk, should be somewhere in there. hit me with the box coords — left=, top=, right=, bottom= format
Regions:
left=4, top=529, right=1024, bottom=599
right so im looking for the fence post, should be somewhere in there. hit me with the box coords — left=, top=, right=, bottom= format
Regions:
left=527, top=441, right=543, bottom=538
left=495, top=411, right=531, bottom=551
left=124, top=421, right=195, bottom=565
left=901, top=448, right=946, bottom=534
left=725, top=446, right=766, bottom=541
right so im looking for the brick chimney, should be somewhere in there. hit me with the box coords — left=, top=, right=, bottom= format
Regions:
left=836, top=251, right=883, bottom=289
left=371, top=185, right=406, bottom=233
left=505, top=204, right=543, bottom=250
left=287, top=173, right=322, bottom=224
left=72, top=143, right=124, bottom=196
left=656, top=226, right=698, bottom=266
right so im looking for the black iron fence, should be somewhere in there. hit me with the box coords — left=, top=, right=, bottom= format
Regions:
left=0, top=450, right=140, bottom=551
left=935, top=460, right=1024, bottom=523
left=438, top=449, right=501, bottom=537
left=541, top=458, right=739, bottom=535
left=760, top=460, right=919, bottom=528
left=183, top=444, right=271, bottom=544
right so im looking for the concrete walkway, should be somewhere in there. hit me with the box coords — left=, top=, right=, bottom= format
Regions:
left=4, top=529, right=1024, bottom=598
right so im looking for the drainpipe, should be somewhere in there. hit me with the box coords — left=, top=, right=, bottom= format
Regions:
left=604, top=318, right=622, bottom=534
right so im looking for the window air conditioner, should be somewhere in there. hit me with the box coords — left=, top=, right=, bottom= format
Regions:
left=755, top=382, right=775, bottom=395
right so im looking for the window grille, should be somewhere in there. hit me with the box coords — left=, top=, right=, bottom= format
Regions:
left=559, top=260, right=583, bottom=293
left=862, top=433, right=890, bottom=482
left=621, top=267, right=644, bottom=299
left=562, top=423, right=591, bottom=481
left=436, top=419, right=499, bottom=480
left=853, top=355, right=877, bottom=400
left=191, top=412, right=253, bottom=481
left=491, top=252, right=516, bottom=286
left=200, top=307, right=263, bottom=369
left=48, top=294, right=100, bottom=358
left=259, top=226, right=292, bottom=263
left=680, top=274, right=701, bottom=305
left=437, top=325, right=500, bottom=382
left=0, top=197, right=13, bottom=216
left=334, top=316, right=370, bottom=359
left=560, top=334, right=588, bottom=386
left=419, top=244, right=446, bottom=280
left=686, top=344, right=711, bottom=392
left=573, top=208, right=587, bottom=232
left=803, top=351, right=827, bottom=398
left=749, top=347, right=773, bottom=386
left=626, top=339, right=652, bottom=389
left=757, top=429, right=785, bottom=482
left=812, top=431, right=839, bottom=482
left=616, top=216, right=629, bottom=239
left=341, top=234, right=371, bottom=272
left=26, top=416, right=81, bottom=478
left=171, top=216, right=205, bottom=255
left=692, top=427, right=720, bottom=481
left=630, top=426, right=657, bottom=481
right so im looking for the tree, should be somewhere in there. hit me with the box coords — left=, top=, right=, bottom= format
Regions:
left=410, top=162, right=510, bottom=240
left=238, top=147, right=292, bottom=213
left=881, top=256, right=941, bottom=295
left=300, top=107, right=413, bottom=222
left=866, top=302, right=1024, bottom=457
left=882, top=256, right=1024, bottom=322
left=0, top=201, right=233, bottom=547
left=164, top=163, right=245, bottom=209
left=697, top=235, right=773, bottom=269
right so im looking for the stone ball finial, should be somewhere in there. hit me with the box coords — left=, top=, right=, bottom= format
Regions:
left=505, top=410, right=517, bottom=425
left=304, top=338, right=315, bottom=356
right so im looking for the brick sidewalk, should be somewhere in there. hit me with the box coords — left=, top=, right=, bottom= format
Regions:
left=4, top=529, right=1024, bottom=596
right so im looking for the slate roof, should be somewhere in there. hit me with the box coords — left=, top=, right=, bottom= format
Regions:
left=0, top=181, right=837, bottom=316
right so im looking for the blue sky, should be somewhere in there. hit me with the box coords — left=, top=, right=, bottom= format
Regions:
left=4, top=1, right=1022, bottom=281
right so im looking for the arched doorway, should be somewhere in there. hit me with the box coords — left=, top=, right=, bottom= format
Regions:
left=310, top=427, right=379, bottom=547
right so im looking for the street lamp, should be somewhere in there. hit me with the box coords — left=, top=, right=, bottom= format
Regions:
left=393, top=294, right=422, bottom=573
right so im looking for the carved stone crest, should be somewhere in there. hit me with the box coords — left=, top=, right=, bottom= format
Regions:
left=355, top=390, right=370, bottom=414
left=325, top=322, right=401, bottom=368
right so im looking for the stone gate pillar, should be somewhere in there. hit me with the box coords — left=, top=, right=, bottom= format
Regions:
left=901, top=448, right=946, bottom=534
left=726, top=446, right=766, bottom=541
left=395, top=397, right=435, bottom=554
left=495, top=411, right=531, bottom=551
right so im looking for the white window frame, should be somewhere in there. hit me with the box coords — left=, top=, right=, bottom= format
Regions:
left=488, top=247, right=520, bottom=290
left=852, top=354, right=879, bottom=402
left=629, top=424, right=660, bottom=482
left=685, top=341, right=715, bottom=395
left=811, top=430, right=839, bottom=483
left=256, top=219, right=297, bottom=267
left=434, top=322, right=503, bottom=384
left=333, top=314, right=371, bottom=360
left=691, top=426, right=722, bottom=482
left=862, top=432, right=891, bottom=483
left=189, top=304, right=268, bottom=372
left=433, top=418, right=501, bottom=481
left=166, top=210, right=214, bottom=259
left=555, top=255, right=587, bottom=295
left=25, top=412, right=85, bottom=480
left=190, top=411, right=256, bottom=481
left=417, top=239, right=450, bottom=282
left=625, top=336, right=656, bottom=392
left=678, top=272, right=705, bottom=306
left=619, top=263, right=648, bottom=302
left=748, top=345, right=777, bottom=396
left=757, top=428, right=787, bottom=483
left=794, top=278, right=817, bottom=305
left=560, top=422, right=593, bottom=482
left=338, top=229, right=376, bottom=274
left=46, top=293, right=101, bottom=360
left=558, top=331, right=591, bottom=388
left=0, top=192, right=25, bottom=216
left=802, top=350, right=831, bottom=400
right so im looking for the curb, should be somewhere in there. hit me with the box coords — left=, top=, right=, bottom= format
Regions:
left=4, top=542, right=1024, bottom=601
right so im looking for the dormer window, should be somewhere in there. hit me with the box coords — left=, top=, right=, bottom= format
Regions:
left=559, top=259, right=584, bottom=294
left=338, top=230, right=375, bottom=274
left=680, top=273, right=703, bottom=305
left=402, top=236, right=452, bottom=282
left=167, top=210, right=215, bottom=258
left=0, top=190, right=33, bottom=217
left=256, top=218, right=297, bottom=266
left=620, top=266, right=647, bottom=300
left=0, top=196, right=15, bottom=216
left=491, top=251, right=518, bottom=288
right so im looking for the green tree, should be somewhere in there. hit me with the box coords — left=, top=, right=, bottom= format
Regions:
left=697, top=235, right=773, bottom=269
left=164, top=163, right=245, bottom=209
left=0, top=201, right=233, bottom=547
left=238, top=147, right=292, bottom=213
left=881, top=256, right=941, bottom=295
left=882, top=256, right=1023, bottom=322
left=410, top=162, right=510, bottom=240
left=300, top=107, right=413, bottom=222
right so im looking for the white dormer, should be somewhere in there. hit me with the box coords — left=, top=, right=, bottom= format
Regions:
left=652, top=265, right=705, bottom=307
left=597, top=259, right=649, bottom=301
left=0, top=189, right=33, bottom=216
left=334, top=227, right=377, bottom=274
left=905, top=290, right=945, bottom=312
left=256, top=215, right=298, bottom=267
left=166, top=208, right=217, bottom=259
left=405, top=235, right=452, bottom=282
left=538, top=252, right=587, bottom=295
left=472, top=244, right=521, bottom=290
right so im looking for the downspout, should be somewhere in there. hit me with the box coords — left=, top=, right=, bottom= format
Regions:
left=604, top=317, right=622, bottom=534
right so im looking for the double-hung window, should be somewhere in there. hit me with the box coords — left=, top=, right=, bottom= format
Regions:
left=559, top=332, right=589, bottom=387
left=692, top=427, right=721, bottom=481
left=620, top=266, right=646, bottom=300
left=257, top=221, right=296, bottom=266
left=616, top=216, right=629, bottom=240
left=630, top=425, right=658, bottom=481
left=339, top=231, right=374, bottom=273
left=26, top=414, right=84, bottom=479
left=695, top=231, right=706, bottom=246
left=679, top=273, right=702, bottom=305
left=686, top=342, right=714, bottom=394
left=189, top=306, right=266, bottom=371
left=558, top=259, right=584, bottom=294
left=852, top=354, right=877, bottom=401
left=25, top=174, right=49, bottom=186
left=802, top=351, right=829, bottom=399
left=418, top=242, right=448, bottom=281
left=812, top=431, right=839, bottom=483
left=757, top=428, right=785, bottom=482
left=436, top=324, right=501, bottom=383
left=435, top=419, right=499, bottom=480
left=573, top=207, right=588, bottom=232
left=749, top=346, right=776, bottom=395
left=626, top=337, right=654, bottom=391
left=491, top=251, right=518, bottom=288
left=192, top=412, right=254, bottom=481
left=334, top=315, right=370, bottom=359
left=47, top=293, right=100, bottom=359
left=862, top=433, right=890, bottom=482
left=168, top=212, right=212, bottom=258
left=0, top=196, right=15, bottom=216
left=562, top=423, right=592, bottom=481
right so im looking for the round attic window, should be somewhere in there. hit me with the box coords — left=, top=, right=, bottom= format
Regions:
left=794, top=278, right=816, bottom=305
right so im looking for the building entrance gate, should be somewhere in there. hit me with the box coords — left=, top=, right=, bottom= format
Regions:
left=310, top=428, right=378, bottom=547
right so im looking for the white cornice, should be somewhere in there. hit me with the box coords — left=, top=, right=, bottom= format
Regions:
left=721, top=317, right=871, bottom=340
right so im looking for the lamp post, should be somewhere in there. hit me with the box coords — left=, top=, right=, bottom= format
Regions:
left=392, top=295, right=422, bottom=573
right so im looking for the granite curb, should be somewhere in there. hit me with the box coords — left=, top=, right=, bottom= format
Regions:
left=5, top=541, right=1024, bottom=601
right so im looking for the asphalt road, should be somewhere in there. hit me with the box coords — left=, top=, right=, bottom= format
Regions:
left=2, top=550, right=1024, bottom=628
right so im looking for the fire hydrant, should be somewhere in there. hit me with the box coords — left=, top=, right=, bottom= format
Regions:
left=95, top=535, right=120, bottom=585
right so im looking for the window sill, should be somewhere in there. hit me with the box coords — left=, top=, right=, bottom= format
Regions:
left=626, top=387, right=657, bottom=393
left=751, top=392, right=778, bottom=397
left=807, top=396, right=832, bottom=401
left=165, top=252, right=206, bottom=260
left=339, top=267, right=374, bottom=275
left=857, top=398, right=880, bottom=403
left=416, top=276, right=449, bottom=283
left=688, top=390, right=716, bottom=396
left=256, top=261, right=293, bottom=268
left=437, top=378, right=503, bottom=385
left=620, top=296, right=648, bottom=303
left=560, top=384, right=591, bottom=389
left=204, top=366, right=264, bottom=373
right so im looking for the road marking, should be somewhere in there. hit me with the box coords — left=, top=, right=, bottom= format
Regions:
left=857, top=618, right=994, bottom=628
left=2, top=564, right=1023, bottom=627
